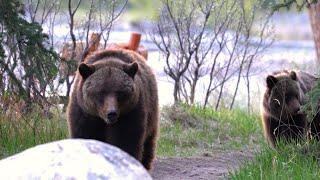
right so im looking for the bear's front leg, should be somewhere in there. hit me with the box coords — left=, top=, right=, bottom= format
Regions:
left=118, top=128, right=145, bottom=162
left=142, top=132, right=157, bottom=170
left=115, top=119, right=146, bottom=166
left=68, top=106, right=106, bottom=141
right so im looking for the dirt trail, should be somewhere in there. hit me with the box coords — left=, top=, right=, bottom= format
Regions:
left=151, top=151, right=254, bottom=180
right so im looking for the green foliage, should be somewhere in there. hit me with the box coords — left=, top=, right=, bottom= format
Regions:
left=302, top=79, right=320, bottom=122
left=230, top=141, right=320, bottom=179
left=0, top=108, right=68, bottom=159
left=157, top=104, right=262, bottom=157
left=0, top=103, right=259, bottom=159
left=272, top=0, right=319, bottom=11
left=230, top=77, right=320, bottom=178
left=3, top=102, right=318, bottom=178
left=261, top=0, right=278, bottom=8
left=0, top=0, right=59, bottom=105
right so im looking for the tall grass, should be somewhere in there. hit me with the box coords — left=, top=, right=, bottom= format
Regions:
left=2, top=103, right=318, bottom=179
left=230, top=141, right=320, bottom=179
left=157, top=104, right=263, bottom=157
left=158, top=104, right=320, bottom=179
left=0, top=108, right=68, bottom=159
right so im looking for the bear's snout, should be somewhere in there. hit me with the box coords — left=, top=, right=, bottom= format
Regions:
left=107, top=110, right=118, bottom=124
left=293, top=106, right=300, bottom=114
left=98, top=95, right=119, bottom=124
left=288, top=99, right=300, bottom=115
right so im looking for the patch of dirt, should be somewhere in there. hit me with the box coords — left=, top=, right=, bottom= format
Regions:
left=151, top=151, right=254, bottom=180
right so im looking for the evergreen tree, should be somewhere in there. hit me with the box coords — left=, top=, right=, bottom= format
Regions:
left=0, top=0, right=59, bottom=110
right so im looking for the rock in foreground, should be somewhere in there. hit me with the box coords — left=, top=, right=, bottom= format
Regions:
left=0, top=139, right=151, bottom=180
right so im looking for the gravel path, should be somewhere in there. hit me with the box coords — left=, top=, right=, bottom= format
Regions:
left=151, top=151, right=254, bottom=180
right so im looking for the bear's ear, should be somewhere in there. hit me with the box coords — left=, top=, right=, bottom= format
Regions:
left=290, top=71, right=297, bottom=81
left=266, top=75, right=277, bottom=89
left=124, top=62, right=138, bottom=79
left=79, top=63, right=95, bottom=79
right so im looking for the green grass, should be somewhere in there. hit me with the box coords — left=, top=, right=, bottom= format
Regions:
left=0, top=108, right=68, bottom=159
left=157, top=104, right=263, bottom=157
left=158, top=104, right=320, bottom=179
left=230, top=142, right=320, bottom=179
left=2, top=103, right=319, bottom=179
left=0, top=103, right=260, bottom=159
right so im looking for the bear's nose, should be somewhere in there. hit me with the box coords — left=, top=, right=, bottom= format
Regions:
left=107, top=111, right=118, bottom=123
left=294, top=107, right=301, bottom=114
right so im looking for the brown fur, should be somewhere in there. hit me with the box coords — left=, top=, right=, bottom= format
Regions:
left=67, top=49, right=159, bottom=170
left=261, top=70, right=318, bottom=147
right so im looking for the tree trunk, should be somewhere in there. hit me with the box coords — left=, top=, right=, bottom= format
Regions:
left=190, top=82, right=196, bottom=105
left=189, top=75, right=199, bottom=105
left=309, top=2, right=320, bottom=62
left=63, top=76, right=73, bottom=111
left=173, top=79, right=180, bottom=104
left=229, top=66, right=242, bottom=110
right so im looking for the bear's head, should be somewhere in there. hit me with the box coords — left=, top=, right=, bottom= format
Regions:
left=78, top=62, right=139, bottom=125
left=266, top=71, right=302, bottom=121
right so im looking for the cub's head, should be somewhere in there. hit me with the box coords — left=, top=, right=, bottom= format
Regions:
left=266, top=71, right=302, bottom=121
left=78, top=62, right=139, bottom=124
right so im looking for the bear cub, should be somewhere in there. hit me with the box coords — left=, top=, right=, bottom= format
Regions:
left=67, top=49, right=159, bottom=170
left=261, top=70, right=319, bottom=147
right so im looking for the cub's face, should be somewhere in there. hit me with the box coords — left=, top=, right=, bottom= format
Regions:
left=266, top=71, right=301, bottom=121
left=78, top=62, right=138, bottom=124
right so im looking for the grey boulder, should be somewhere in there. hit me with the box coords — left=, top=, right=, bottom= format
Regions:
left=0, top=139, right=152, bottom=180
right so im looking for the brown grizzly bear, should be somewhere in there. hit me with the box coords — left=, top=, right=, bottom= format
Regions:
left=67, top=49, right=159, bottom=170
left=261, top=70, right=318, bottom=147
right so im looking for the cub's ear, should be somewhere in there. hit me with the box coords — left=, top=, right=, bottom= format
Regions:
left=124, top=62, right=138, bottom=79
left=266, top=75, right=277, bottom=89
left=79, top=63, right=95, bottom=79
left=290, top=71, right=297, bottom=81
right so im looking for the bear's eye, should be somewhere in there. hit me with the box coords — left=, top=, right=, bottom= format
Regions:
left=117, top=91, right=129, bottom=101
left=284, top=93, right=297, bottom=103
left=285, top=95, right=291, bottom=102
